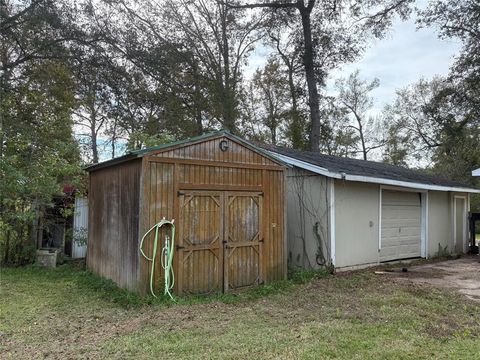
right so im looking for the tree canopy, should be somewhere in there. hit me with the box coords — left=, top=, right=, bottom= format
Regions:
left=1, top=0, right=479, bottom=263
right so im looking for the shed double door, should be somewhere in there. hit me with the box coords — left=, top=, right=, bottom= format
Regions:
left=176, top=191, right=263, bottom=294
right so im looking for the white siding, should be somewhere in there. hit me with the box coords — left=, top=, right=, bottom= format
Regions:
left=285, top=169, right=329, bottom=269
left=72, top=197, right=88, bottom=259
left=334, top=180, right=380, bottom=268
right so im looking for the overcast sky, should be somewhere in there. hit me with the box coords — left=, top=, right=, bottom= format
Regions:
left=248, top=7, right=462, bottom=115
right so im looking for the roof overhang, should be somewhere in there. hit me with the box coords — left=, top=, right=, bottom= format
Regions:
left=269, top=151, right=480, bottom=194
left=84, top=153, right=138, bottom=172
left=473, top=168, right=480, bottom=176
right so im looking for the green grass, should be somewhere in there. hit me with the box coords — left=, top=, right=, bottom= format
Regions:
left=1, top=262, right=479, bottom=359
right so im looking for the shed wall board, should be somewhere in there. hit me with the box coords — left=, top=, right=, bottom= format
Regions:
left=87, top=159, right=141, bottom=292
left=285, top=168, right=329, bottom=269
left=334, top=180, right=380, bottom=268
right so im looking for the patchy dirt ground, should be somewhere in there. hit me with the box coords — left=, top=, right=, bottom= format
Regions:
left=382, top=256, right=480, bottom=303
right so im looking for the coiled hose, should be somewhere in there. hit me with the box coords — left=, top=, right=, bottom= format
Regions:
left=139, top=218, right=175, bottom=300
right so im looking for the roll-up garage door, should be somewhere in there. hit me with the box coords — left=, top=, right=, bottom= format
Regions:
left=380, top=190, right=421, bottom=262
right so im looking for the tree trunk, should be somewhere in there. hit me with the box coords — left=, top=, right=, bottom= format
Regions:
left=271, top=123, right=277, bottom=145
left=274, top=37, right=304, bottom=149
left=0, top=39, right=9, bottom=160
left=355, top=115, right=367, bottom=160
left=111, top=119, right=116, bottom=159
left=4, top=230, right=10, bottom=264
left=300, top=7, right=321, bottom=152
left=195, top=106, right=203, bottom=135
left=90, top=105, right=99, bottom=163
left=91, top=124, right=98, bottom=163
left=189, top=57, right=203, bottom=136
left=36, top=211, right=44, bottom=249
left=221, top=5, right=235, bottom=133
left=287, top=65, right=303, bottom=148
left=193, top=81, right=203, bottom=135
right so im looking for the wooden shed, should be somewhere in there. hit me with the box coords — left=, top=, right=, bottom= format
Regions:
left=85, top=131, right=287, bottom=295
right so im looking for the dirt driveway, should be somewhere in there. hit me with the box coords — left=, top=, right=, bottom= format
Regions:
left=386, top=256, right=480, bottom=302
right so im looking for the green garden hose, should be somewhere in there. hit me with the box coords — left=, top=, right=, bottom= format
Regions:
left=139, top=218, right=175, bottom=300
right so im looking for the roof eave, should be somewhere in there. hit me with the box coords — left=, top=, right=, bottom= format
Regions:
left=84, top=153, right=138, bottom=172
left=270, top=151, right=480, bottom=194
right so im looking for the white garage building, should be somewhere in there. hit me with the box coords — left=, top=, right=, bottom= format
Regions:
left=264, top=146, right=480, bottom=271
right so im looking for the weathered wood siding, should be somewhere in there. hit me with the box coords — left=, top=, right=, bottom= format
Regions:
left=151, top=136, right=279, bottom=166
left=87, top=159, right=141, bottom=292
left=139, top=135, right=286, bottom=295
left=138, top=161, right=176, bottom=294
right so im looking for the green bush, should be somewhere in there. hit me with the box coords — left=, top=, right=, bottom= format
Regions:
left=0, top=228, right=36, bottom=266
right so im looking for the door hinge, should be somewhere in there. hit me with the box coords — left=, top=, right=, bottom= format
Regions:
left=177, top=190, right=185, bottom=196
left=176, top=245, right=185, bottom=250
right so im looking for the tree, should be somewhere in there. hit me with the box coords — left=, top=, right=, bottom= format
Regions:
left=73, top=52, right=114, bottom=163
left=318, top=99, right=358, bottom=157
left=0, top=60, right=82, bottom=264
left=1, top=0, right=79, bottom=158
left=383, top=79, right=442, bottom=162
left=382, top=120, right=409, bottom=166
left=71, top=0, right=210, bottom=152
left=417, top=0, right=480, bottom=185
left=418, top=0, right=479, bottom=86
left=335, top=70, right=382, bottom=160
left=383, top=77, right=480, bottom=188
left=267, top=24, right=307, bottom=148
left=108, top=0, right=264, bottom=134
left=1, top=0, right=84, bottom=264
left=251, top=58, right=290, bottom=144
left=228, top=0, right=413, bottom=151
left=163, top=0, right=265, bottom=132
left=378, top=0, right=480, bottom=200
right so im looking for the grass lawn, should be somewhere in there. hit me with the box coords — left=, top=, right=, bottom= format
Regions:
left=1, top=261, right=479, bottom=359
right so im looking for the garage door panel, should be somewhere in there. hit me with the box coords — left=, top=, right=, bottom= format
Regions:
left=382, top=227, right=421, bottom=238
left=382, top=191, right=421, bottom=206
left=382, top=235, right=421, bottom=245
left=382, top=206, right=421, bottom=217
left=380, top=190, right=422, bottom=262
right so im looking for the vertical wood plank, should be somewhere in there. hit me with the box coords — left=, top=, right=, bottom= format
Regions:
left=87, top=135, right=285, bottom=295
